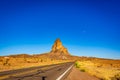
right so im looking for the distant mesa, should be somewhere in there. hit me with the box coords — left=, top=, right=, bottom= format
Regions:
left=49, top=38, right=70, bottom=59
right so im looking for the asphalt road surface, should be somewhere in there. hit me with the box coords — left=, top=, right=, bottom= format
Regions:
left=0, top=62, right=74, bottom=80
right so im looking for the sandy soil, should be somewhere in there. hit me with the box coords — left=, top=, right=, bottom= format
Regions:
left=65, top=67, right=100, bottom=80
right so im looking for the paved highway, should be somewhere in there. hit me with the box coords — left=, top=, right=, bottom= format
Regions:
left=0, top=62, right=74, bottom=80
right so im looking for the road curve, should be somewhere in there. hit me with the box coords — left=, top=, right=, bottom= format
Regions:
left=0, top=62, right=74, bottom=80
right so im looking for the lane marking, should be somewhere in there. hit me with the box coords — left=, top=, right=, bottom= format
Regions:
left=56, top=64, right=74, bottom=80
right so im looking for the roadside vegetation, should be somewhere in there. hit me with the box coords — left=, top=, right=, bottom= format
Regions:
left=75, top=61, right=120, bottom=80
left=0, top=55, right=71, bottom=72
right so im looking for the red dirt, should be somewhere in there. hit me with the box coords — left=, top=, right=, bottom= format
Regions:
left=65, top=67, right=100, bottom=80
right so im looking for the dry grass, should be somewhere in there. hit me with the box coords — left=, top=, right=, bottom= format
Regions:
left=0, top=56, right=71, bottom=72
left=75, top=61, right=120, bottom=80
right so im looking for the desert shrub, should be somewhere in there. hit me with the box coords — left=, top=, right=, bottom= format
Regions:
left=80, top=68, right=86, bottom=72
left=0, top=59, right=3, bottom=62
left=75, top=61, right=81, bottom=68
left=111, top=73, right=120, bottom=80
left=51, top=59, right=53, bottom=61
left=3, top=58, right=10, bottom=66
left=41, top=59, right=43, bottom=62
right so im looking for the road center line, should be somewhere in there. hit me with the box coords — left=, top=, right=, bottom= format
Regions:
left=56, top=64, right=74, bottom=80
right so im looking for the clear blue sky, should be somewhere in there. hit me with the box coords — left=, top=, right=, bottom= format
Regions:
left=0, top=0, right=120, bottom=59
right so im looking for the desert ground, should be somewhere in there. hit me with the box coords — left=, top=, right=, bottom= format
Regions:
left=0, top=54, right=71, bottom=72
left=75, top=59, right=120, bottom=80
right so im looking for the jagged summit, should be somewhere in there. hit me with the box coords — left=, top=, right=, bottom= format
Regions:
left=50, top=38, right=70, bottom=57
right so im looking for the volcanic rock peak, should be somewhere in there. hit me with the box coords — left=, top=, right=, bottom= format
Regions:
left=50, top=38, right=70, bottom=55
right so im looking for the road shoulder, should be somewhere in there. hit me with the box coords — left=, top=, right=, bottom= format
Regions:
left=65, top=67, right=100, bottom=80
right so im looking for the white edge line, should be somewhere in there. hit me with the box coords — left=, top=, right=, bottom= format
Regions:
left=56, top=64, right=74, bottom=80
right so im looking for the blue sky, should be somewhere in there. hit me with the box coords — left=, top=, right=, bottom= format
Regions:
left=0, top=0, right=120, bottom=59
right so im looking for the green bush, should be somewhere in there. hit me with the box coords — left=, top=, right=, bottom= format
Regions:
left=75, top=61, right=81, bottom=68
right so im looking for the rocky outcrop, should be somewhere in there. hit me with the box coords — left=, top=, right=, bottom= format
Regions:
left=50, top=38, right=70, bottom=58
